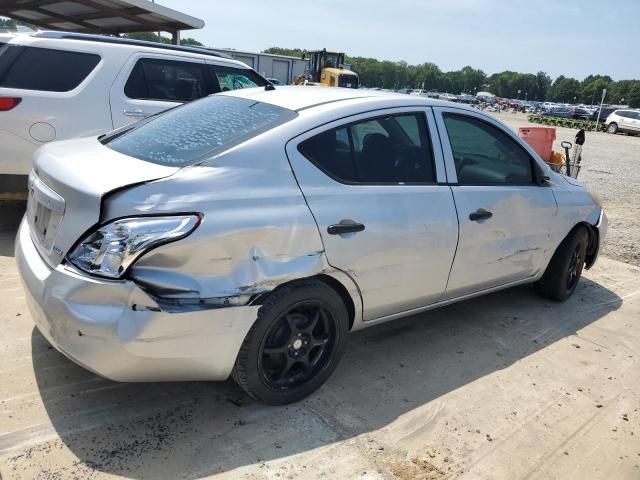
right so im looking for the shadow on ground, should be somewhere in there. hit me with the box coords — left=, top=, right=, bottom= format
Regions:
left=0, top=201, right=26, bottom=257
left=29, top=277, right=621, bottom=478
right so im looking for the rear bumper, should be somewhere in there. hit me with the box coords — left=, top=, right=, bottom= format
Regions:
left=15, top=219, right=258, bottom=382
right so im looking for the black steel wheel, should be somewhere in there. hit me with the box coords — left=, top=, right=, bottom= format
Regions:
left=565, top=243, right=585, bottom=291
left=536, top=227, right=589, bottom=302
left=232, top=280, right=349, bottom=405
left=259, top=301, right=336, bottom=389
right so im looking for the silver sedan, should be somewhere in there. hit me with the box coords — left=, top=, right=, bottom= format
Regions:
left=16, top=86, right=607, bottom=404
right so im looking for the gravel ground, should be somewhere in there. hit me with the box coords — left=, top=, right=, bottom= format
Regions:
left=491, top=112, right=640, bottom=267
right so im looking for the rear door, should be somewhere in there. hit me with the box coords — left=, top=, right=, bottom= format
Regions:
left=109, top=54, right=210, bottom=128
left=616, top=111, right=632, bottom=131
left=287, top=107, right=458, bottom=321
left=433, top=106, right=557, bottom=298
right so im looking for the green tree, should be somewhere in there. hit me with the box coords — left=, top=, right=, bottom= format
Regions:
left=0, top=17, right=17, bottom=28
left=547, top=76, right=581, bottom=103
left=627, top=84, right=640, bottom=108
left=263, top=47, right=305, bottom=58
left=257, top=45, right=640, bottom=103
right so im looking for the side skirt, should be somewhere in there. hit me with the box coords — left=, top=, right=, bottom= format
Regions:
left=361, top=275, right=538, bottom=328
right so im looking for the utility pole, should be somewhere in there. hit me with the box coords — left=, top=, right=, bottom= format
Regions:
left=594, top=88, right=607, bottom=130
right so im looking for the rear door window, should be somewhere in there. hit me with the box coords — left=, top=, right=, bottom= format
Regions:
left=104, top=95, right=297, bottom=166
left=298, top=112, right=436, bottom=184
left=0, top=46, right=99, bottom=92
left=124, top=58, right=211, bottom=102
left=208, top=65, right=266, bottom=92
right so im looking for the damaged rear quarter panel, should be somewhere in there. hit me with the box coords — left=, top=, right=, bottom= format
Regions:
left=101, top=137, right=331, bottom=302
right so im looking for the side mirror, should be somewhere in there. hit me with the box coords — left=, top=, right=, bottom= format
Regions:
left=534, top=163, right=552, bottom=186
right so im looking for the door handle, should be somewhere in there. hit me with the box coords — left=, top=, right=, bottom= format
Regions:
left=327, top=222, right=365, bottom=235
left=123, top=109, right=149, bottom=117
left=469, top=209, right=493, bottom=221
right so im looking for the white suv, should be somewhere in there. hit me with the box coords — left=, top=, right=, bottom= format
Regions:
left=605, top=109, right=640, bottom=135
left=0, top=31, right=268, bottom=187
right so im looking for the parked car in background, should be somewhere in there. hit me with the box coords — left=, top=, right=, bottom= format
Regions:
left=16, top=87, right=606, bottom=405
left=543, top=106, right=568, bottom=117
left=267, top=78, right=284, bottom=86
left=439, top=93, right=458, bottom=102
left=0, top=31, right=268, bottom=184
left=590, top=106, right=619, bottom=123
left=605, top=110, right=640, bottom=135
left=568, top=107, right=591, bottom=120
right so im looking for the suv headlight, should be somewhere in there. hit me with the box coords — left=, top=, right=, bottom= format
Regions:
left=67, top=215, right=201, bottom=279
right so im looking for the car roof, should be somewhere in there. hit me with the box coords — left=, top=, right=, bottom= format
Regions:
left=220, top=86, right=455, bottom=112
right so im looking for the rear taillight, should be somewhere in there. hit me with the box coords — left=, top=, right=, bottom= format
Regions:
left=0, top=96, right=22, bottom=111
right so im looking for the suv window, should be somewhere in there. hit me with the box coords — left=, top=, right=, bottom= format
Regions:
left=208, top=65, right=266, bottom=92
left=443, top=113, right=533, bottom=185
left=618, top=111, right=639, bottom=119
left=104, top=95, right=297, bottom=167
left=298, top=113, right=436, bottom=184
left=0, top=45, right=100, bottom=92
left=125, top=58, right=210, bottom=102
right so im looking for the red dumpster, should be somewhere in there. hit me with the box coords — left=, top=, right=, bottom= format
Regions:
left=517, top=127, right=556, bottom=162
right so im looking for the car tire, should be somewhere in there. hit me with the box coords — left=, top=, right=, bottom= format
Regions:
left=535, top=227, right=589, bottom=302
left=607, top=123, right=618, bottom=134
left=232, top=280, right=349, bottom=405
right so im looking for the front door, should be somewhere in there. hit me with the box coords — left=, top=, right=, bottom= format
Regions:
left=433, top=107, right=558, bottom=298
left=287, top=108, right=458, bottom=320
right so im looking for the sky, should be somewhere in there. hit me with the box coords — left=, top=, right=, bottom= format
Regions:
left=155, top=0, right=639, bottom=81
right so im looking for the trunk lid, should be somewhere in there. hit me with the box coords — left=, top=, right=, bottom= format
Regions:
left=28, top=136, right=179, bottom=267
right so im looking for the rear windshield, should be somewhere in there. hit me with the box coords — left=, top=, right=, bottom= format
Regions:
left=0, top=45, right=100, bottom=92
left=104, top=95, right=297, bottom=166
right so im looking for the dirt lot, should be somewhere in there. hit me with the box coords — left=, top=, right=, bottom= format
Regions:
left=0, top=117, right=639, bottom=479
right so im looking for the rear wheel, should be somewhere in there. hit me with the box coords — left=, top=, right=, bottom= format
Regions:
left=607, top=123, right=618, bottom=134
left=232, top=280, right=349, bottom=405
left=536, top=227, right=589, bottom=301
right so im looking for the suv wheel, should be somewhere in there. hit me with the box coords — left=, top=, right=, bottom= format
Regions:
left=607, top=123, right=618, bottom=134
left=232, top=280, right=349, bottom=405
left=536, top=227, right=589, bottom=302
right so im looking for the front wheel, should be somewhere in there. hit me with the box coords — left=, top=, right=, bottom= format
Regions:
left=536, top=227, right=589, bottom=301
left=607, top=123, right=618, bottom=134
left=232, top=280, right=349, bottom=405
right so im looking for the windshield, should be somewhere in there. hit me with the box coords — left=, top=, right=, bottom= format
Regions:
left=105, top=95, right=297, bottom=167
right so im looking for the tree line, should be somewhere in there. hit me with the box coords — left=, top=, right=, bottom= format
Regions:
left=263, top=47, right=640, bottom=107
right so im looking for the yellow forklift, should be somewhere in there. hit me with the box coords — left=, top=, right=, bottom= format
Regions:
left=294, top=49, right=359, bottom=88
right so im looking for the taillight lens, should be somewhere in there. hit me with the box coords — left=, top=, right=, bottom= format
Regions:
left=0, top=96, right=22, bottom=111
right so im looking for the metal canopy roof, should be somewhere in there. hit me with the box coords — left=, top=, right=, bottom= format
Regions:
left=0, top=0, right=204, bottom=36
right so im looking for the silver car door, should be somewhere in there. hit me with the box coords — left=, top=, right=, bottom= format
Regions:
left=433, top=106, right=558, bottom=299
left=286, top=107, right=458, bottom=321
